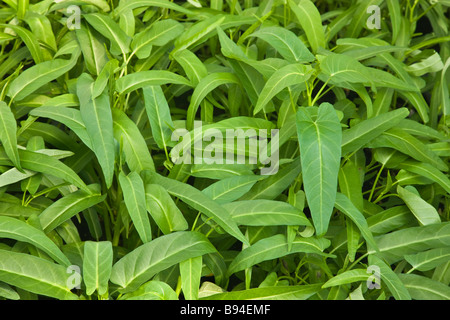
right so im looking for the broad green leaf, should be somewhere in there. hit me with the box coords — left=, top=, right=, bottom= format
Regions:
left=297, top=103, right=342, bottom=235
left=398, top=273, right=450, bottom=300
left=115, top=70, right=191, bottom=94
left=318, top=53, right=372, bottom=86
left=110, top=231, right=216, bottom=292
left=142, top=171, right=249, bottom=245
left=77, top=73, right=115, bottom=189
left=83, top=241, right=113, bottom=296
left=112, top=108, right=155, bottom=173
left=0, top=216, right=70, bottom=266
left=369, top=222, right=450, bottom=264
left=144, top=183, right=188, bottom=234
left=6, top=49, right=79, bottom=102
left=143, top=86, right=174, bottom=151
left=405, top=248, right=450, bottom=272
left=0, top=249, right=78, bottom=300
left=180, top=256, right=202, bottom=300
left=288, top=0, right=326, bottom=53
left=247, top=26, right=314, bottom=63
left=223, top=200, right=311, bottom=227
left=39, top=184, right=105, bottom=232
left=84, top=13, right=131, bottom=56
left=119, top=280, right=178, bottom=300
left=0, top=102, right=21, bottom=171
left=119, top=171, right=152, bottom=243
left=228, top=234, right=331, bottom=275
left=253, top=64, right=312, bottom=115
left=201, top=284, right=322, bottom=300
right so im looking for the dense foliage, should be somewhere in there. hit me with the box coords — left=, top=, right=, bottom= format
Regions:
left=0, top=0, right=449, bottom=300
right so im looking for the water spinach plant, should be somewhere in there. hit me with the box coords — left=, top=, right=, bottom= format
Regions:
left=0, top=0, right=449, bottom=300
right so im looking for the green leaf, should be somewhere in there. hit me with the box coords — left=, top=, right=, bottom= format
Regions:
left=201, top=284, right=322, bottom=300
left=144, top=183, right=188, bottom=234
left=0, top=148, right=89, bottom=193
left=288, top=0, right=326, bottom=53
left=77, top=73, right=115, bottom=189
left=113, top=0, right=193, bottom=17
left=115, top=70, right=191, bottom=94
left=84, top=13, right=131, bottom=56
left=398, top=273, right=450, bottom=300
left=39, top=184, right=105, bottom=232
left=142, top=171, right=249, bottom=245
left=0, top=249, right=78, bottom=300
left=223, top=200, right=311, bottom=227
left=405, top=248, right=450, bottom=272
left=110, top=231, right=216, bottom=292
left=0, top=216, right=70, bottom=266
left=254, top=64, right=312, bottom=115
left=6, top=50, right=79, bottom=102
left=131, top=19, right=183, bottom=59
left=83, top=241, right=113, bottom=296
left=247, top=26, right=314, bottom=63
left=397, top=185, right=441, bottom=226
left=318, top=53, right=372, bottom=86
left=368, top=254, right=411, bottom=300
left=296, top=103, right=342, bottom=235
left=119, top=171, right=152, bottom=243
left=367, top=128, right=448, bottom=172
left=143, top=86, right=174, bottom=152
left=180, top=256, right=202, bottom=300
left=0, top=102, right=21, bottom=171
left=369, top=222, right=450, bottom=264
left=112, top=108, right=155, bottom=173
left=119, top=280, right=178, bottom=300
left=341, top=108, right=410, bottom=155
left=322, top=269, right=370, bottom=288
left=201, top=175, right=263, bottom=204
left=228, top=234, right=331, bottom=275
left=335, top=193, right=378, bottom=253
left=186, top=72, right=240, bottom=130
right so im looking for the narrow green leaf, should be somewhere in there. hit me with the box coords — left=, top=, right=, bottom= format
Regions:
left=322, top=269, right=370, bottom=288
left=115, top=70, right=191, bottom=94
left=119, top=171, right=152, bottom=243
left=398, top=273, right=450, bottom=300
left=0, top=102, right=21, bottom=171
left=288, top=0, right=326, bottom=53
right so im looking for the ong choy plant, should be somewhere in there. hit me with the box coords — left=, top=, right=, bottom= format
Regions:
left=0, top=0, right=449, bottom=300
